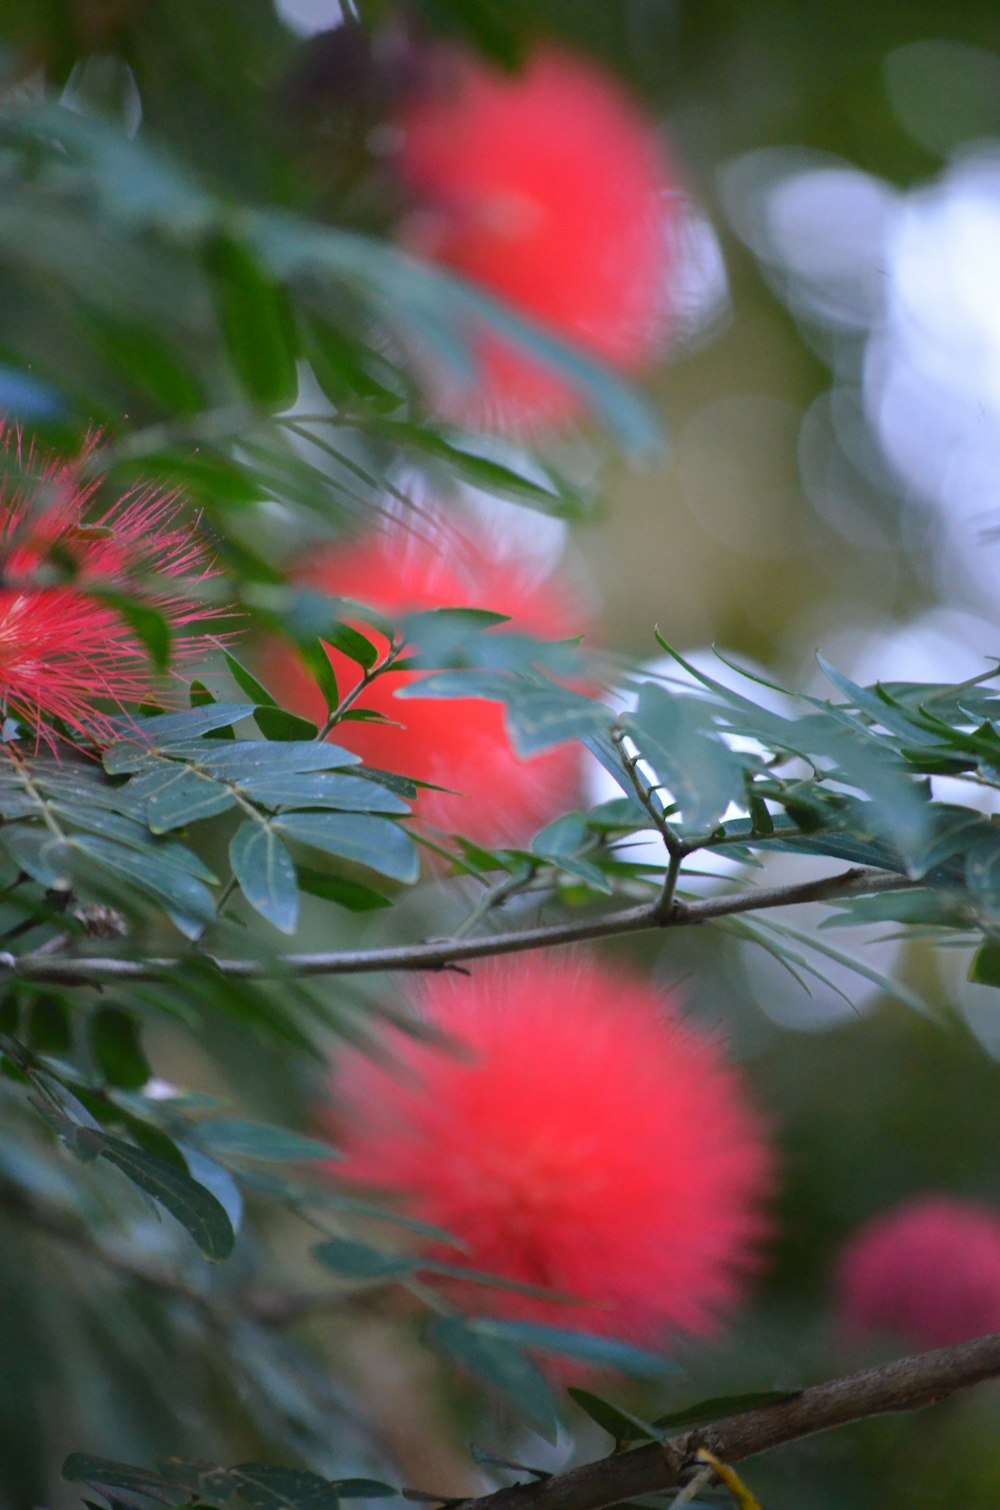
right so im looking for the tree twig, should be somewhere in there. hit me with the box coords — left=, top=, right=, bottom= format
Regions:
left=0, top=865, right=915, bottom=985
left=458, top=1333, right=1000, bottom=1510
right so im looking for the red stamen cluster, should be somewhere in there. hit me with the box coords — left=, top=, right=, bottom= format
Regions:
left=263, top=524, right=589, bottom=847
left=396, top=43, right=679, bottom=431
left=0, top=432, right=220, bottom=749
left=328, top=955, right=775, bottom=1352
left=836, top=1195, right=1000, bottom=1351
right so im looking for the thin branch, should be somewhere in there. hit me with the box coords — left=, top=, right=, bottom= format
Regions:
left=0, top=865, right=916, bottom=985
left=318, top=638, right=406, bottom=741
left=460, top=1333, right=1000, bottom=1510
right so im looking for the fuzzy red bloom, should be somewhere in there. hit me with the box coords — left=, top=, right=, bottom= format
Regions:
left=835, top=1196, right=1000, bottom=1351
left=262, top=526, right=588, bottom=847
left=396, top=44, right=678, bottom=431
left=0, top=434, right=221, bottom=748
left=328, top=955, right=775, bottom=1348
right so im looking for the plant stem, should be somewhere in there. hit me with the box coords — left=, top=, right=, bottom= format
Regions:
left=0, top=864, right=915, bottom=985
left=457, top=1332, right=1000, bottom=1510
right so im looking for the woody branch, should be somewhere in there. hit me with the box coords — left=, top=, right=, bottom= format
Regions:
left=460, top=1333, right=1000, bottom=1510
left=0, top=864, right=915, bottom=985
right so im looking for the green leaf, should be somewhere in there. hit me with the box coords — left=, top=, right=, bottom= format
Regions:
left=95, top=593, right=172, bottom=672
left=625, top=683, right=745, bottom=835
left=76, top=1130, right=235, bottom=1260
left=331, top=1481, right=397, bottom=1499
left=230, top=820, right=299, bottom=934
left=322, top=620, right=380, bottom=671
left=61, top=1454, right=188, bottom=1495
left=73, top=836, right=218, bottom=934
left=969, top=940, right=1000, bottom=987
left=222, top=1462, right=343, bottom=1510
left=28, top=996, right=73, bottom=1055
left=224, top=650, right=279, bottom=708
left=653, top=1389, right=802, bottom=1432
left=253, top=706, right=320, bottom=741
left=473, top=1320, right=678, bottom=1378
left=140, top=765, right=240, bottom=832
left=81, top=311, right=206, bottom=412
left=303, top=313, right=406, bottom=411
left=296, top=867, right=393, bottom=911
left=313, top=1237, right=416, bottom=1280
left=89, top=1007, right=151, bottom=1091
left=239, top=772, right=410, bottom=814
left=205, top=233, right=299, bottom=407
left=274, top=812, right=419, bottom=884
left=295, top=638, right=340, bottom=713
left=0, top=825, right=72, bottom=887
left=567, top=1389, right=664, bottom=1443
left=401, top=672, right=610, bottom=756
left=468, top=1446, right=550, bottom=1479
left=180, top=1143, right=244, bottom=1237
left=194, top=1119, right=340, bottom=1163
left=103, top=705, right=257, bottom=768
left=428, top=1317, right=558, bottom=1442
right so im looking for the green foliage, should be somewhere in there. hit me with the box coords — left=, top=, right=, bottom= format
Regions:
left=0, top=3, right=998, bottom=1506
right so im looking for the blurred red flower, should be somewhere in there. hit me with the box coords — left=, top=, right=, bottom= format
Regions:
left=0, top=432, right=221, bottom=749
left=396, top=43, right=678, bottom=431
left=836, top=1196, right=1000, bottom=1351
left=262, top=525, right=589, bottom=847
left=327, top=954, right=775, bottom=1349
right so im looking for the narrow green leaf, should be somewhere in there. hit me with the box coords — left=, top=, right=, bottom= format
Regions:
left=61, top=1454, right=187, bottom=1494
left=224, top=650, right=279, bottom=708
left=205, top=233, right=299, bottom=407
left=969, top=940, right=1000, bottom=987
left=296, top=867, right=393, bottom=911
left=428, top=1317, right=558, bottom=1442
left=230, top=820, right=299, bottom=934
left=193, top=739, right=361, bottom=779
left=332, top=1480, right=397, bottom=1498
left=95, top=593, right=172, bottom=671
left=194, top=1119, right=340, bottom=1163
left=239, top=772, right=409, bottom=814
left=567, top=1389, right=664, bottom=1443
left=103, top=705, right=256, bottom=768
left=90, top=1007, right=151, bottom=1090
left=73, top=836, right=218, bottom=930
left=222, top=1463, right=343, bottom=1508
left=323, top=620, right=380, bottom=671
left=28, top=996, right=73, bottom=1055
left=313, top=1237, right=416, bottom=1280
left=474, top=1319, right=678, bottom=1378
left=653, top=1389, right=801, bottom=1432
left=77, top=1130, right=235, bottom=1260
left=275, top=812, right=419, bottom=884
left=142, top=765, right=239, bottom=832
left=253, top=706, right=320, bottom=741
left=625, top=683, right=744, bottom=835
left=180, top=1144, right=244, bottom=1237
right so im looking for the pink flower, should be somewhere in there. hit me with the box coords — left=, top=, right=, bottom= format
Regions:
left=395, top=44, right=679, bottom=431
left=836, top=1196, right=1000, bottom=1351
left=262, top=526, right=589, bottom=847
left=327, top=955, right=775, bottom=1348
left=0, top=431, right=222, bottom=749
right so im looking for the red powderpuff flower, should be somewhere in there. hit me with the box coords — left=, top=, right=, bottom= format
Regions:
left=836, top=1196, right=1000, bottom=1351
left=0, top=433, right=222, bottom=749
left=261, top=526, right=588, bottom=847
left=395, top=43, right=679, bottom=432
left=326, top=955, right=775, bottom=1348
